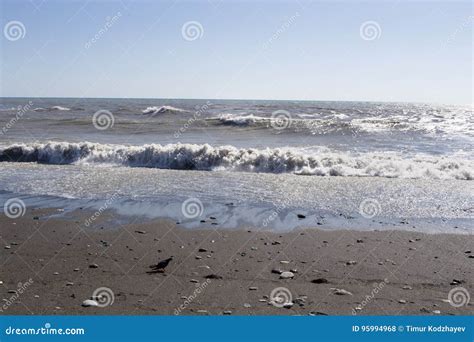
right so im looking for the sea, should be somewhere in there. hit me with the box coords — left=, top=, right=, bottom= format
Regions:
left=0, top=97, right=472, bottom=233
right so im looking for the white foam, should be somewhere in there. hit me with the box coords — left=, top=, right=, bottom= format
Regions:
left=142, top=106, right=186, bottom=115
left=0, top=141, right=472, bottom=180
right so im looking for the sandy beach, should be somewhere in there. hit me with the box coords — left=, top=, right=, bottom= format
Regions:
left=1, top=208, right=472, bottom=316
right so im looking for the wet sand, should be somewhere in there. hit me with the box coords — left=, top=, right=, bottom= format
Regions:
left=0, top=208, right=472, bottom=315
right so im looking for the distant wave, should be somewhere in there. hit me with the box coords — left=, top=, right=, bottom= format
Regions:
left=142, top=106, right=186, bottom=115
left=33, top=106, right=71, bottom=111
left=0, top=142, right=472, bottom=180
left=214, top=114, right=267, bottom=126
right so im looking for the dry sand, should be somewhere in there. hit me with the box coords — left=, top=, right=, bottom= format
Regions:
left=0, top=208, right=472, bottom=315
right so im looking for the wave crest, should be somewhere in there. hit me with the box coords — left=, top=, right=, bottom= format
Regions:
left=0, top=142, right=472, bottom=180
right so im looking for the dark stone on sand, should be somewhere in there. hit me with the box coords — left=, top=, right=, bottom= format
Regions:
left=134, top=230, right=146, bottom=234
left=209, top=216, right=216, bottom=220
left=205, top=274, right=223, bottom=279
left=89, top=263, right=99, bottom=268
left=198, top=248, right=207, bottom=252
left=200, top=220, right=206, bottom=223
left=311, top=278, right=329, bottom=284
left=33, top=216, right=39, bottom=220
left=271, top=269, right=283, bottom=274
left=356, top=239, right=364, bottom=243
left=297, top=214, right=306, bottom=219
left=450, top=279, right=463, bottom=285
left=309, top=311, right=328, bottom=316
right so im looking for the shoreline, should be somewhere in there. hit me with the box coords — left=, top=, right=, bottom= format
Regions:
left=0, top=208, right=472, bottom=315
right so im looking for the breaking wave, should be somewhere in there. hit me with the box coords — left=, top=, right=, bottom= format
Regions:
left=0, top=142, right=472, bottom=180
left=142, top=106, right=187, bottom=115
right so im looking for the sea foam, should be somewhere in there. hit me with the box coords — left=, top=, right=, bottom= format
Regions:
left=0, top=141, right=472, bottom=180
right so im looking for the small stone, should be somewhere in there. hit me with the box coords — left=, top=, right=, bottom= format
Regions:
left=249, top=286, right=258, bottom=290
left=332, top=288, right=353, bottom=296
left=402, top=285, right=412, bottom=290
left=195, top=256, right=202, bottom=260
left=398, top=299, right=407, bottom=304
left=223, top=310, right=232, bottom=315
left=450, top=279, right=463, bottom=285
left=271, top=269, right=283, bottom=274
left=73, top=268, right=80, bottom=272
left=198, top=248, right=207, bottom=252
left=204, top=274, right=223, bottom=279
left=356, top=239, right=364, bottom=243
left=196, top=310, right=208, bottom=314
left=283, top=302, right=294, bottom=308
left=82, top=299, right=98, bottom=307
left=271, top=241, right=282, bottom=245
left=53, top=272, right=59, bottom=275
left=311, top=278, right=328, bottom=284
left=7, top=290, right=16, bottom=294
left=34, top=295, right=39, bottom=298
left=243, top=303, right=251, bottom=308
left=89, top=263, right=99, bottom=268
left=66, top=282, right=74, bottom=286
left=4, top=246, right=11, bottom=249
left=190, top=279, right=199, bottom=283
left=280, top=260, right=290, bottom=264
left=432, top=310, right=441, bottom=314
left=297, top=214, right=306, bottom=219
left=346, top=260, right=357, bottom=265
left=251, top=247, right=258, bottom=250
left=280, top=271, right=295, bottom=279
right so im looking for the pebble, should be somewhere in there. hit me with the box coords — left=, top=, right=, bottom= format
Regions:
left=297, top=214, right=306, bottom=219
left=398, top=299, right=407, bottom=304
left=332, top=288, right=353, bottom=296
left=198, top=248, right=207, bottom=252
left=402, top=285, right=412, bottom=290
left=196, top=310, right=208, bottom=314
left=223, top=310, right=232, bottom=315
left=4, top=246, right=11, bottom=249
left=346, top=260, right=357, bottom=265
left=279, top=260, right=290, bottom=264
left=204, top=274, right=223, bottom=279
left=66, top=282, right=74, bottom=286
left=73, top=268, right=80, bottom=272
left=356, top=239, right=364, bottom=243
left=82, top=299, right=98, bottom=307
left=53, top=272, right=59, bottom=275
left=243, top=303, right=251, bottom=308
left=283, top=302, right=294, bottom=308
left=433, top=310, right=441, bottom=314
left=89, top=263, right=99, bottom=269
left=190, top=279, right=199, bottom=283
left=195, top=256, right=202, bottom=260
left=271, top=269, right=283, bottom=274
left=271, top=241, right=282, bottom=245
left=279, top=271, right=295, bottom=279
left=450, top=279, right=463, bottom=285
left=7, top=290, right=16, bottom=294
left=249, top=286, right=258, bottom=291
left=311, top=278, right=328, bottom=284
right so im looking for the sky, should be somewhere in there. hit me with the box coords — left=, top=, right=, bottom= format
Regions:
left=0, top=0, right=472, bottom=104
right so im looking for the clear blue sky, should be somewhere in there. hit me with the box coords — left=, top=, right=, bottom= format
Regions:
left=0, top=0, right=472, bottom=104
